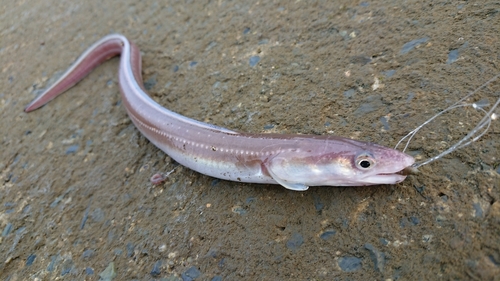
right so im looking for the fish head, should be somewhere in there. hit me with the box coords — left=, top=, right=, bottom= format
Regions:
left=267, top=137, right=415, bottom=190
left=341, top=143, right=416, bottom=185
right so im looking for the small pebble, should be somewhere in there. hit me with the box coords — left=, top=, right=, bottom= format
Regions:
left=436, top=215, right=447, bottom=224
left=26, top=254, right=36, bottom=266
left=382, top=69, right=396, bottom=77
left=409, top=216, right=420, bottom=225
left=65, top=145, right=79, bottom=154
left=181, top=266, right=201, bottom=281
left=422, top=234, right=433, bottom=243
left=86, top=267, right=94, bottom=275
left=380, top=116, right=390, bottom=131
left=61, top=267, right=71, bottom=276
left=249, top=56, right=260, bottom=67
left=218, top=258, right=225, bottom=268
left=338, top=256, right=362, bottom=272
left=353, top=95, right=383, bottom=116
left=82, top=249, right=95, bottom=259
left=343, top=88, right=356, bottom=98
left=91, top=208, right=105, bottom=222
left=2, top=223, right=13, bottom=236
left=473, top=203, right=484, bottom=218
left=61, top=260, right=74, bottom=276
left=107, top=230, right=115, bottom=243
left=286, top=233, right=304, bottom=251
left=159, top=244, right=167, bottom=252
left=126, top=243, right=135, bottom=257
left=22, top=205, right=31, bottom=213
left=400, top=37, right=429, bottom=55
left=205, top=41, right=217, bottom=51
left=206, top=249, right=217, bottom=258
left=447, top=49, right=459, bottom=64
left=320, top=230, right=336, bottom=240
left=50, top=196, right=63, bottom=208
left=399, top=217, right=420, bottom=228
left=47, top=255, right=58, bottom=272
left=80, top=205, right=90, bottom=230
left=144, top=75, right=157, bottom=90
left=263, top=124, right=274, bottom=130
left=99, top=262, right=117, bottom=281
left=407, top=92, right=415, bottom=102
left=150, top=260, right=162, bottom=277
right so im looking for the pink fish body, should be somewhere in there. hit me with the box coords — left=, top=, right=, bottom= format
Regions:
left=25, top=34, right=414, bottom=191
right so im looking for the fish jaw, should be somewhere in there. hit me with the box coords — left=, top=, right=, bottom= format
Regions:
left=355, top=172, right=408, bottom=186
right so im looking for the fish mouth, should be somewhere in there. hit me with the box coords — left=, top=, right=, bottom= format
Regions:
left=378, top=166, right=418, bottom=177
left=362, top=173, right=408, bottom=185
left=364, top=166, right=418, bottom=185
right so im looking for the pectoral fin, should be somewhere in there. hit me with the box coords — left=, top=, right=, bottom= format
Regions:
left=268, top=168, right=309, bottom=191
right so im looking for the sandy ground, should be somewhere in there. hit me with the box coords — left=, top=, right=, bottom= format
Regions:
left=1, top=0, right=499, bottom=280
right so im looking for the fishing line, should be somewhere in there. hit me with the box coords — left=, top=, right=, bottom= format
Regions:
left=395, top=73, right=500, bottom=168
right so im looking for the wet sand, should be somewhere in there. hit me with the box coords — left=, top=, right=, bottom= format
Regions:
left=1, top=0, right=499, bottom=280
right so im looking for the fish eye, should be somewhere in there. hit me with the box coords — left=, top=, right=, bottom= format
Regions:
left=355, top=152, right=376, bottom=170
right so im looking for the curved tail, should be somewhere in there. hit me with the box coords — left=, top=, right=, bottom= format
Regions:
left=24, top=34, right=131, bottom=112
